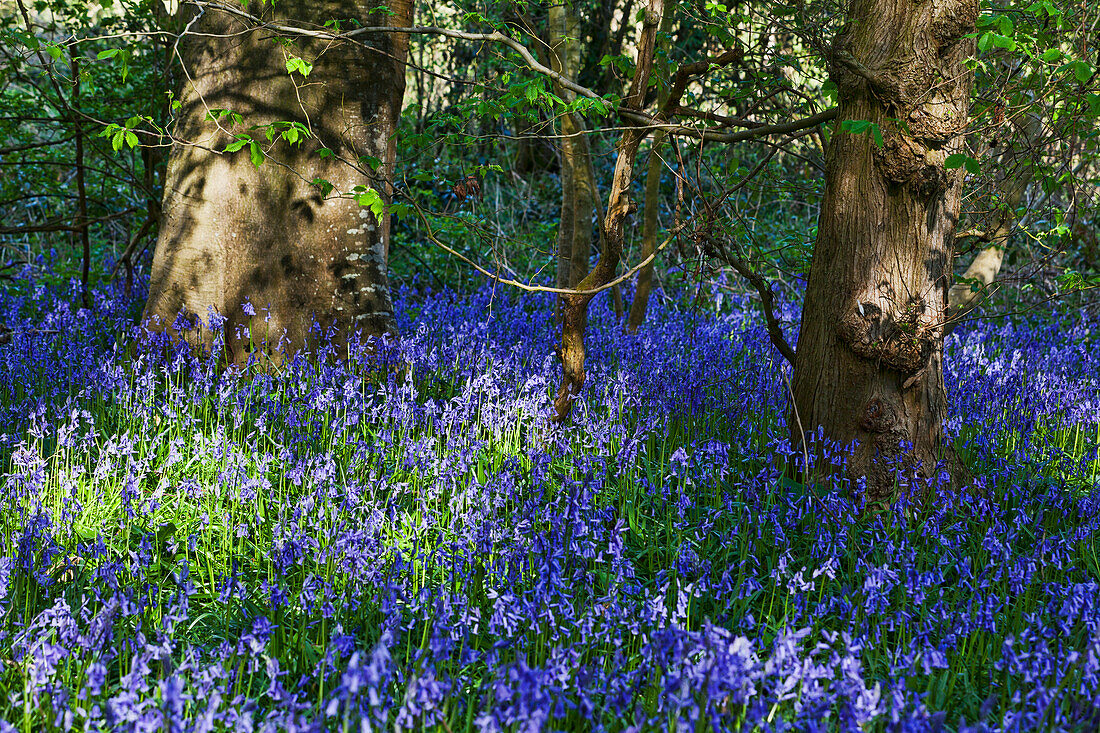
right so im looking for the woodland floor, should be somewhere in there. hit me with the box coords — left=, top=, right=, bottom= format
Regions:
left=0, top=273, right=1098, bottom=731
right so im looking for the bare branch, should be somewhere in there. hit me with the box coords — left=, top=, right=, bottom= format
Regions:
left=709, top=244, right=797, bottom=366
left=409, top=200, right=690, bottom=296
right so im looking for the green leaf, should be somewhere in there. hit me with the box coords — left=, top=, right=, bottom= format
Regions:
left=1086, top=94, right=1100, bottom=117
left=1040, top=48, right=1062, bottom=62
left=869, top=123, right=883, bottom=148
left=1027, top=1, right=1060, bottom=16
left=124, top=130, right=139, bottom=149
left=224, top=136, right=249, bottom=153
left=112, top=129, right=125, bottom=152
left=356, top=187, right=384, bottom=221
left=97, top=49, right=119, bottom=60
left=964, top=158, right=980, bottom=175
left=1056, top=269, right=1084, bottom=291
left=249, top=141, right=264, bottom=168
left=318, top=147, right=334, bottom=159
left=944, top=153, right=968, bottom=169
left=1073, top=61, right=1094, bottom=84
left=359, top=155, right=382, bottom=171
left=285, top=56, right=313, bottom=77
left=45, top=44, right=62, bottom=60
left=840, top=119, right=871, bottom=134
left=311, top=177, right=334, bottom=197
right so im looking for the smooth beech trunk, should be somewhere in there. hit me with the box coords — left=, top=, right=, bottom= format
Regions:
left=143, top=0, right=411, bottom=363
left=791, top=0, right=977, bottom=501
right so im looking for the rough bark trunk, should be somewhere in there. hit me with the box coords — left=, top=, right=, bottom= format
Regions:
left=554, top=0, right=663, bottom=422
left=142, top=0, right=411, bottom=364
left=790, top=0, right=977, bottom=502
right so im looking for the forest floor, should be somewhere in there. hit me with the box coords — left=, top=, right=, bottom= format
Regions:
left=0, top=273, right=1098, bottom=731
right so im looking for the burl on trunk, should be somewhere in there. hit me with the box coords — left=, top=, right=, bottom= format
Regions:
left=791, top=0, right=978, bottom=502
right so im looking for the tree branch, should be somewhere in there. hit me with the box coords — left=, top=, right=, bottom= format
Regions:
left=409, top=200, right=689, bottom=296
left=188, top=1, right=838, bottom=144
left=709, top=245, right=797, bottom=366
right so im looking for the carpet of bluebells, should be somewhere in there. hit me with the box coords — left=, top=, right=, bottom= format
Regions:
left=0, top=270, right=1098, bottom=733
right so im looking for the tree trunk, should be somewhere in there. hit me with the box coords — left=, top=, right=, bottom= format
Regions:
left=790, top=0, right=977, bottom=502
left=142, top=0, right=411, bottom=364
left=554, top=0, right=663, bottom=422
left=549, top=4, right=596, bottom=293
left=70, top=53, right=91, bottom=309
left=945, top=112, right=1043, bottom=334
left=625, top=8, right=676, bottom=333
left=626, top=130, right=665, bottom=332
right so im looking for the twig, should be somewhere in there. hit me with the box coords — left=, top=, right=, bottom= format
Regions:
left=187, top=0, right=838, bottom=144
left=410, top=202, right=690, bottom=297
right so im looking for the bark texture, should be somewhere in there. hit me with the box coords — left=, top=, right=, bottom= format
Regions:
left=549, top=4, right=596, bottom=292
left=791, top=0, right=977, bottom=501
left=143, top=0, right=411, bottom=363
left=626, top=9, right=676, bottom=333
left=554, top=0, right=663, bottom=421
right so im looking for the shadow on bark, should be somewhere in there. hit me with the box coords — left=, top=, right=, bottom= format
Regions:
left=142, top=0, right=411, bottom=366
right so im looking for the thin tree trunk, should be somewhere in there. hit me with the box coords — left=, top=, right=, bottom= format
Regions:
left=568, top=114, right=597, bottom=289
left=549, top=5, right=596, bottom=295
left=143, top=0, right=411, bottom=364
left=945, top=113, right=1042, bottom=334
left=626, top=8, right=674, bottom=332
left=790, top=0, right=977, bottom=502
left=627, top=129, right=665, bottom=332
left=554, top=0, right=664, bottom=422
left=556, top=116, right=577, bottom=292
left=71, top=54, right=91, bottom=308
left=611, top=280, right=624, bottom=320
